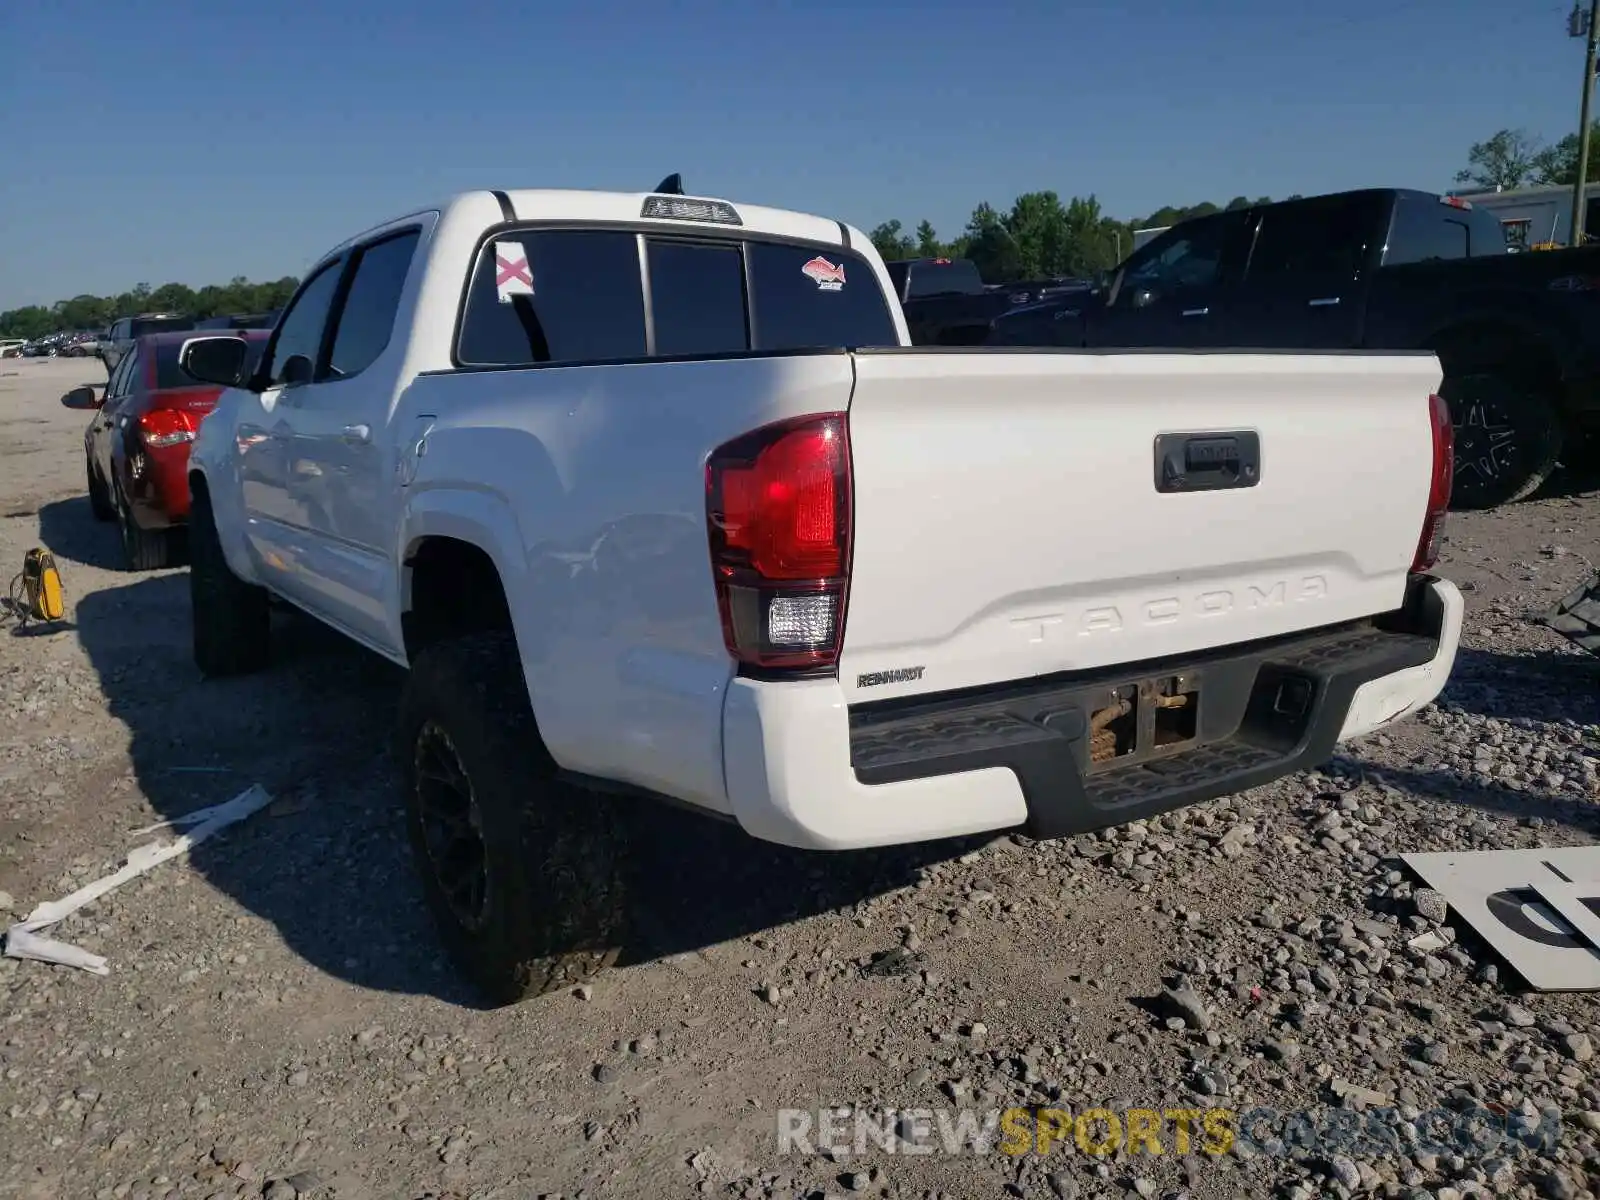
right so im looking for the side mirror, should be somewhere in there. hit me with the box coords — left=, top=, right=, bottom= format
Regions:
left=280, top=354, right=313, bottom=387
left=62, top=385, right=102, bottom=410
left=179, top=335, right=251, bottom=388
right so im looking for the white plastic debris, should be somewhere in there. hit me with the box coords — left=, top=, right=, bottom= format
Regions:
left=1408, top=930, right=1450, bottom=953
left=3, top=784, right=273, bottom=975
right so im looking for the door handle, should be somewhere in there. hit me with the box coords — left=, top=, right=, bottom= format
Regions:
left=342, top=423, right=371, bottom=444
left=1308, top=297, right=1341, bottom=307
left=1181, top=307, right=1209, bottom=317
left=1154, top=430, right=1262, bottom=493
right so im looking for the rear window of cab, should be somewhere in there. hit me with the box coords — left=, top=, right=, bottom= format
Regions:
left=456, top=228, right=900, bottom=367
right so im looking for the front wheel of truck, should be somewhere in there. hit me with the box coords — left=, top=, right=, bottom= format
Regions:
left=398, top=632, right=629, bottom=1006
left=189, top=488, right=271, bottom=677
left=1440, top=373, right=1563, bottom=510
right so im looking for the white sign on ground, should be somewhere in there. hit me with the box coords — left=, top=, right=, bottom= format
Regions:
left=1402, top=846, right=1600, bottom=991
left=1532, top=879, right=1600, bottom=959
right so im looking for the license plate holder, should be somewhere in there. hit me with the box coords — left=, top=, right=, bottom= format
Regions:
left=1085, top=672, right=1201, bottom=773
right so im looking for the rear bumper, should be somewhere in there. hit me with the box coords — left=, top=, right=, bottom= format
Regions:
left=120, top=443, right=195, bottom=528
left=722, top=576, right=1462, bottom=850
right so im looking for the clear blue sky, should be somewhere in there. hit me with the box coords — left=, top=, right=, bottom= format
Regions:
left=0, top=0, right=1586, bottom=310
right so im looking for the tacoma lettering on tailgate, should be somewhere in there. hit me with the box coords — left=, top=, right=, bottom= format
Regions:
left=1076, top=575, right=1329, bottom=637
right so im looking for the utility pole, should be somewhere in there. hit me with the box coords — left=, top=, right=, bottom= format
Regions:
left=1569, top=0, right=1600, bottom=246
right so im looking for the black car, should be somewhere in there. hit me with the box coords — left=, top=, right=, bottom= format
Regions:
left=989, top=187, right=1600, bottom=509
left=101, top=313, right=195, bottom=373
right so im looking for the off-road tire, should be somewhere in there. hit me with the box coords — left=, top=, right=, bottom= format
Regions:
left=86, top=458, right=113, bottom=521
left=1441, top=373, right=1564, bottom=511
left=189, top=488, right=270, bottom=676
left=398, top=632, right=628, bottom=1006
left=115, top=484, right=171, bottom=571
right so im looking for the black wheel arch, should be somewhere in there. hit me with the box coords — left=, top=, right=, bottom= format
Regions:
left=402, top=535, right=514, bottom=664
left=1424, top=317, right=1565, bottom=391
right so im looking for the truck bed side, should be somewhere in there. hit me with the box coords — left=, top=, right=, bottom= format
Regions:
left=392, top=351, right=859, bottom=812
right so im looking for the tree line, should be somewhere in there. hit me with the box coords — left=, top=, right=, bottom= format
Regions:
left=15, top=120, right=1578, bottom=342
left=870, top=121, right=1600, bottom=282
left=0, top=276, right=299, bottom=341
left=1454, top=122, right=1599, bottom=192
left=2, top=193, right=1281, bottom=339
left=868, top=192, right=1282, bottom=284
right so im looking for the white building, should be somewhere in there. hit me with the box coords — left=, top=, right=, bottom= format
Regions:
left=1451, top=182, right=1600, bottom=249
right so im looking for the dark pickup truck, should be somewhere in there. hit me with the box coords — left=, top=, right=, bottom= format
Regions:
left=988, top=187, right=1600, bottom=509
left=885, top=257, right=1019, bottom=345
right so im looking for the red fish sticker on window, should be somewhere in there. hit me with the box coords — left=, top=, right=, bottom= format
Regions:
left=801, top=256, right=846, bottom=292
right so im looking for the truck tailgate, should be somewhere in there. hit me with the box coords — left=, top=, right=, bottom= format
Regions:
left=840, top=349, right=1442, bottom=702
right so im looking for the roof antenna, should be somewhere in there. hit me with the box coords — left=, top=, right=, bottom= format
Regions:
left=655, top=173, right=684, bottom=196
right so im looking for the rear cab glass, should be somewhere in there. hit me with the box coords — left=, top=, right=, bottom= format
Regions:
left=1382, top=196, right=1508, bottom=266
left=456, top=227, right=899, bottom=367
left=902, top=259, right=985, bottom=299
left=131, top=315, right=196, bottom=338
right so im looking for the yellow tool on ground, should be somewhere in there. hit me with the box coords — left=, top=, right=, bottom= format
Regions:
left=3, top=548, right=66, bottom=627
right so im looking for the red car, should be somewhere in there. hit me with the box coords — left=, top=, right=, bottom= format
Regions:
left=64, top=330, right=268, bottom=569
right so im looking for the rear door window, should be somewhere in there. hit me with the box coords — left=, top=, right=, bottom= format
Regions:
left=1246, top=195, right=1378, bottom=279
left=457, top=229, right=646, bottom=366
left=747, top=242, right=900, bottom=350
left=646, top=240, right=748, bottom=357
left=326, top=229, right=420, bottom=379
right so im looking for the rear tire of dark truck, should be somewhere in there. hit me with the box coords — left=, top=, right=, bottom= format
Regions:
left=397, top=632, right=629, bottom=1007
left=1439, top=372, right=1563, bottom=510
left=190, top=487, right=271, bottom=677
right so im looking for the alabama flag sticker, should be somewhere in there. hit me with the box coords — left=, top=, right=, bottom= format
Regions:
left=494, top=241, right=534, bottom=303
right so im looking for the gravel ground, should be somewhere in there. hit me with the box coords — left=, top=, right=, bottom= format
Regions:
left=1, top=355, right=1599, bottom=1200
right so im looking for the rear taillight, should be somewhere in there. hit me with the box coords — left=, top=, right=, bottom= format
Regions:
left=1412, top=392, right=1454, bottom=572
left=706, top=413, right=852, bottom=672
left=138, top=408, right=197, bottom=449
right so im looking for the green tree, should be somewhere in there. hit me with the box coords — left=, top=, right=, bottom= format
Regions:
left=1, top=273, right=301, bottom=338
left=1532, top=123, right=1600, bottom=185
left=1, top=306, right=54, bottom=340
left=962, top=202, right=1024, bottom=281
left=914, top=220, right=942, bottom=256
left=869, top=220, right=915, bottom=262
left=1454, top=128, right=1543, bottom=191
left=147, top=282, right=198, bottom=313
left=1059, top=196, right=1125, bottom=275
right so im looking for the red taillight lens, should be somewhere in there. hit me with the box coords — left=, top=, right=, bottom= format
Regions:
left=138, top=408, right=197, bottom=449
left=706, top=413, right=852, bottom=672
left=1413, top=392, right=1454, bottom=572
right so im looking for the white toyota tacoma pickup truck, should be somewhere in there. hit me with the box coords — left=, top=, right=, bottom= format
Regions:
left=178, top=182, right=1464, bottom=1005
